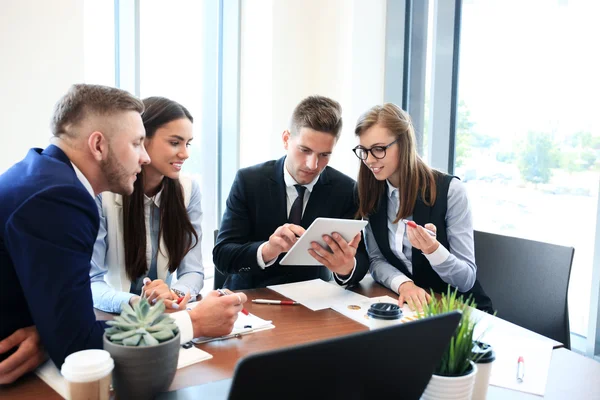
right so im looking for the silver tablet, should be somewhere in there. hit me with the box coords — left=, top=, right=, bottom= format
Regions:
left=279, top=217, right=368, bottom=266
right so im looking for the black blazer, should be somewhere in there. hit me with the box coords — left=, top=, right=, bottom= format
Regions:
left=213, top=157, right=369, bottom=290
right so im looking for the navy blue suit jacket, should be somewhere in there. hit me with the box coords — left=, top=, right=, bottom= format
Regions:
left=0, top=145, right=106, bottom=368
left=212, top=157, right=369, bottom=290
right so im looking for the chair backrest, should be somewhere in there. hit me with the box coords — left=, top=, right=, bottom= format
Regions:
left=213, top=229, right=227, bottom=290
left=474, top=230, right=574, bottom=348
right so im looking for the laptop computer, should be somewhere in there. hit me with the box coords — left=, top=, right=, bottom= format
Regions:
left=157, top=311, right=461, bottom=400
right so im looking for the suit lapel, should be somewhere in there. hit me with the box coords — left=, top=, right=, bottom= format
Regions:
left=269, top=157, right=288, bottom=224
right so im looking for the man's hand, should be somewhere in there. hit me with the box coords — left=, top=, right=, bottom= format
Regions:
left=0, top=326, right=47, bottom=385
left=308, top=232, right=361, bottom=276
left=188, top=291, right=248, bottom=338
left=398, top=281, right=432, bottom=312
left=261, top=223, right=306, bottom=263
left=406, top=223, right=439, bottom=255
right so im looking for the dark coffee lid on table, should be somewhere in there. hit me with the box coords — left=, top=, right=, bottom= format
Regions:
left=367, top=303, right=402, bottom=320
left=472, top=341, right=495, bottom=364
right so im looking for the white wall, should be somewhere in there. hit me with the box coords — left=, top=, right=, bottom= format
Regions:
left=240, top=0, right=387, bottom=181
left=0, top=0, right=84, bottom=173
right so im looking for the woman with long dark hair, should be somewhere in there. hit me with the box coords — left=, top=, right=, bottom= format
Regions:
left=90, top=96, right=203, bottom=312
left=353, top=103, right=492, bottom=312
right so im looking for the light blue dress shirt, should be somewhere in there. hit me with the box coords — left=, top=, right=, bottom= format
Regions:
left=366, top=178, right=477, bottom=294
left=90, top=179, right=204, bottom=312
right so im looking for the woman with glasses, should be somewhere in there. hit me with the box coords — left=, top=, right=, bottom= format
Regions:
left=352, top=103, right=492, bottom=312
left=90, top=97, right=204, bottom=313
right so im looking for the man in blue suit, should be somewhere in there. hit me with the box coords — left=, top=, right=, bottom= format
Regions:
left=0, top=84, right=246, bottom=384
left=213, top=95, right=369, bottom=289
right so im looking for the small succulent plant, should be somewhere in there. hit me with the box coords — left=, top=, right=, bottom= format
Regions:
left=105, top=298, right=179, bottom=346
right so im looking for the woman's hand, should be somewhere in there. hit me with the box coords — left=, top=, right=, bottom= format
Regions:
left=164, top=291, right=191, bottom=313
left=398, top=281, right=432, bottom=312
left=142, top=278, right=175, bottom=304
left=406, top=223, right=439, bottom=255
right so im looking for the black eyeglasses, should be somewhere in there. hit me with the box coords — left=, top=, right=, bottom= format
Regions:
left=352, top=138, right=399, bottom=161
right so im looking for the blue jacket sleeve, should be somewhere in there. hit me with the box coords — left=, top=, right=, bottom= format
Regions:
left=4, top=185, right=107, bottom=368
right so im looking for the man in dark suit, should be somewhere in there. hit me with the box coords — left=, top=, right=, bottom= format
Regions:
left=213, top=96, right=369, bottom=290
left=0, top=84, right=246, bottom=384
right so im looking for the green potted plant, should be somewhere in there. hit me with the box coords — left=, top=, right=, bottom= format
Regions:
left=103, top=298, right=180, bottom=399
left=419, top=287, right=481, bottom=400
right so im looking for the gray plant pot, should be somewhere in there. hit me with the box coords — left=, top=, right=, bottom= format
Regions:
left=103, top=332, right=180, bottom=400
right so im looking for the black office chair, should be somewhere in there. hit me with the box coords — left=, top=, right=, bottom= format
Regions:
left=213, top=229, right=228, bottom=290
left=474, top=230, right=574, bottom=349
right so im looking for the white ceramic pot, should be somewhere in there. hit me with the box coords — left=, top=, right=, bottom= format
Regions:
left=421, top=361, right=478, bottom=400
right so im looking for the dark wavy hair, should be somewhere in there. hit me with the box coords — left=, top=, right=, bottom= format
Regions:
left=122, top=97, right=198, bottom=281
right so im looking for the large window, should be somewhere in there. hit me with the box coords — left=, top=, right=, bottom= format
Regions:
left=139, top=0, right=216, bottom=275
left=239, top=0, right=387, bottom=181
left=84, top=0, right=114, bottom=85
left=454, top=0, right=600, bottom=336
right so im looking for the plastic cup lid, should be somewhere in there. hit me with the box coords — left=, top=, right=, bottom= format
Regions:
left=61, top=349, right=114, bottom=382
left=367, top=302, right=402, bottom=320
left=472, top=341, right=496, bottom=363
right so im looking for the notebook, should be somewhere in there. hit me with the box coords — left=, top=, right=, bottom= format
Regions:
left=156, top=311, right=461, bottom=400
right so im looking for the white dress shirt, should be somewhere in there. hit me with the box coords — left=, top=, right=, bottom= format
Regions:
left=73, top=163, right=194, bottom=344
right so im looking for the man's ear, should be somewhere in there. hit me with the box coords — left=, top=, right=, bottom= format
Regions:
left=88, top=131, right=108, bottom=161
left=282, top=130, right=291, bottom=150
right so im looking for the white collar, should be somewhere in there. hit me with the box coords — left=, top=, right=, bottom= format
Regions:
left=144, top=189, right=163, bottom=207
left=71, top=162, right=95, bottom=198
left=386, top=179, right=398, bottom=200
left=283, top=159, right=320, bottom=192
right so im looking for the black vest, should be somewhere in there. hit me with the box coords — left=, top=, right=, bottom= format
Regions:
left=370, top=173, right=493, bottom=313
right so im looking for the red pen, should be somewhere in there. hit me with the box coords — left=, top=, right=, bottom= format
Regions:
left=176, top=296, right=184, bottom=305
left=402, top=219, right=436, bottom=237
left=218, top=288, right=249, bottom=315
left=516, top=356, right=525, bottom=383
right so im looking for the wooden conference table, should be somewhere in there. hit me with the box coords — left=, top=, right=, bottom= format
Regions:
left=1, top=277, right=599, bottom=399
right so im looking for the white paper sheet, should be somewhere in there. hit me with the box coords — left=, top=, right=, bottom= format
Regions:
left=267, top=278, right=367, bottom=311
left=330, top=295, right=418, bottom=327
left=189, top=307, right=275, bottom=344
left=481, top=331, right=553, bottom=396
left=35, top=341, right=214, bottom=399
left=35, top=359, right=68, bottom=399
left=177, top=346, right=213, bottom=369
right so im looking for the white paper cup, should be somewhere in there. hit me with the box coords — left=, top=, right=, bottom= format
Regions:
left=61, top=349, right=114, bottom=400
left=472, top=341, right=495, bottom=400
left=367, top=302, right=403, bottom=330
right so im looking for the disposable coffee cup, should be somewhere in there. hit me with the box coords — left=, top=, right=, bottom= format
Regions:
left=471, top=341, right=495, bottom=400
left=367, top=302, right=403, bottom=330
left=61, top=349, right=114, bottom=400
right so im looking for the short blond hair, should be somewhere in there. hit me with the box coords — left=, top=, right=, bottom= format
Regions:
left=51, top=84, right=144, bottom=138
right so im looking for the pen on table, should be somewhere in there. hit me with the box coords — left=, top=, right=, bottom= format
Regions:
left=217, top=288, right=250, bottom=315
left=401, top=219, right=436, bottom=237
left=516, top=356, right=525, bottom=383
left=252, top=299, right=299, bottom=305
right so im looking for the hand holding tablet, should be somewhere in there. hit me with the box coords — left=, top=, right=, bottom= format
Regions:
left=279, top=218, right=368, bottom=267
